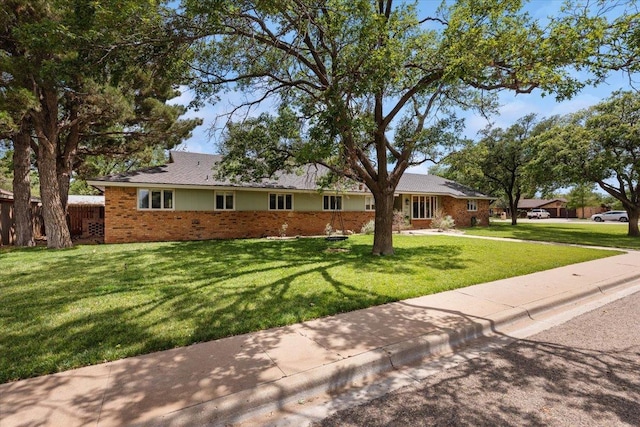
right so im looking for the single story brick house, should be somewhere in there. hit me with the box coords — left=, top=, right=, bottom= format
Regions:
left=87, top=151, right=493, bottom=244
left=518, top=198, right=569, bottom=218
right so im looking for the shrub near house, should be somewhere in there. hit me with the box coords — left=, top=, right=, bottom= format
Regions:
left=87, top=151, right=492, bottom=244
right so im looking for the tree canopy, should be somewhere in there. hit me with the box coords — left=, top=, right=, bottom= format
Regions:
left=565, top=184, right=603, bottom=218
left=1, top=0, right=200, bottom=247
left=182, top=0, right=618, bottom=255
left=439, top=114, right=555, bottom=225
left=534, top=91, right=640, bottom=236
left=0, top=147, right=13, bottom=191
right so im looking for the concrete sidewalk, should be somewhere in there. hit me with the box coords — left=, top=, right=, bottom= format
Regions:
left=2, top=251, right=640, bottom=427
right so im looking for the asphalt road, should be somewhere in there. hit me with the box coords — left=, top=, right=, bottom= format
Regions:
left=315, top=291, right=640, bottom=427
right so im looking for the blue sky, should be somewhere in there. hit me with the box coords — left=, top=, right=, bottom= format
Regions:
left=172, top=1, right=636, bottom=174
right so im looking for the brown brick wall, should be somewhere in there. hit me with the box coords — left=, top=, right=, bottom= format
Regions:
left=104, top=187, right=374, bottom=244
left=407, top=197, right=490, bottom=230
left=410, top=219, right=433, bottom=229
left=441, top=197, right=490, bottom=227
left=104, top=188, right=489, bottom=243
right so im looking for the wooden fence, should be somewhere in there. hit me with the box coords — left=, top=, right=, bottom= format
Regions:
left=0, top=201, right=44, bottom=246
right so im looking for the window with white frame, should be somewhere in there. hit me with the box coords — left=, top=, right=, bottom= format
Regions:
left=138, top=188, right=174, bottom=210
left=323, top=195, right=342, bottom=211
left=215, top=191, right=235, bottom=210
left=412, top=195, right=437, bottom=219
left=269, top=193, right=293, bottom=210
left=365, top=195, right=375, bottom=211
left=467, top=199, right=478, bottom=211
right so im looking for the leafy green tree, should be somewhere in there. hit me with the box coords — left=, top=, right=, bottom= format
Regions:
left=566, top=184, right=602, bottom=219
left=0, top=1, right=200, bottom=248
left=601, top=194, right=624, bottom=211
left=442, top=114, right=548, bottom=225
left=0, top=147, right=12, bottom=191
left=579, top=1, right=639, bottom=85
left=534, top=91, right=640, bottom=236
left=184, top=0, right=609, bottom=255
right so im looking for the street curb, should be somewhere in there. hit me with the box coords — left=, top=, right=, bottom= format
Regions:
left=383, top=306, right=528, bottom=369
left=522, top=272, right=640, bottom=319
left=142, top=273, right=640, bottom=427
left=141, top=349, right=394, bottom=427
left=597, top=272, right=640, bottom=292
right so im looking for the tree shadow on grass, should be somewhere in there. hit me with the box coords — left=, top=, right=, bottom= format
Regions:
left=1, top=278, right=508, bottom=426
left=3, top=264, right=635, bottom=427
left=478, top=222, right=640, bottom=249
left=0, top=237, right=468, bottom=384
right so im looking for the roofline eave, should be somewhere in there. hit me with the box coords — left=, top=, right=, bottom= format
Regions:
left=394, top=190, right=495, bottom=200
left=87, top=181, right=494, bottom=200
left=86, top=180, right=372, bottom=196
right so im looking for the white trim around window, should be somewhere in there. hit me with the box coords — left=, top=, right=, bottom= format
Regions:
left=467, top=199, right=478, bottom=211
left=138, top=188, right=174, bottom=210
left=323, top=195, right=343, bottom=211
left=269, top=193, right=293, bottom=210
left=411, top=195, right=438, bottom=219
left=365, top=195, right=375, bottom=211
left=215, top=191, right=235, bottom=210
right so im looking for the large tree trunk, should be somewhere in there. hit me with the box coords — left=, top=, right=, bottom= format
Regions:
left=508, top=194, right=520, bottom=226
left=372, top=190, right=395, bottom=256
left=12, top=124, right=35, bottom=247
left=32, top=87, right=73, bottom=249
left=37, top=141, right=73, bottom=249
left=627, top=207, right=639, bottom=237
left=510, top=202, right=518, bottom=225
left=57, top=168, right=71, bottom=212
left=597, top=181, right=640, bottom=237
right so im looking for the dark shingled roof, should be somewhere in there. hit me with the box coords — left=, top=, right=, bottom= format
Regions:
left=89, top=151, right=492, bottom=199
left=518, top=198, right=568, bottom=209
left=396, top=172, right=491, bottom=199
left=90, top=151, right=332, bottom=191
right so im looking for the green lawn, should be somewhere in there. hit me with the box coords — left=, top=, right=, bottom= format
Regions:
left=464, top=221, right=640, bottom=249
left=0, top=234, right=619, bottom=383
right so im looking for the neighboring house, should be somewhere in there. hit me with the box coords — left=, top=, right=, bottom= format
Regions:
left=575, top=205, right=608, bottom=219
left=517, top=198, right=571, bottom=218
left=87, top=151, right=493, bottom=244
left=67, top=195, right=105, bottom=238
left=0, top=189, right=43, bottom=245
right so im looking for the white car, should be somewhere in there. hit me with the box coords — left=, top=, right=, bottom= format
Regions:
left=527, top=208, right=551, bottom=219
left=590, top=210, right=628, bottom=222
